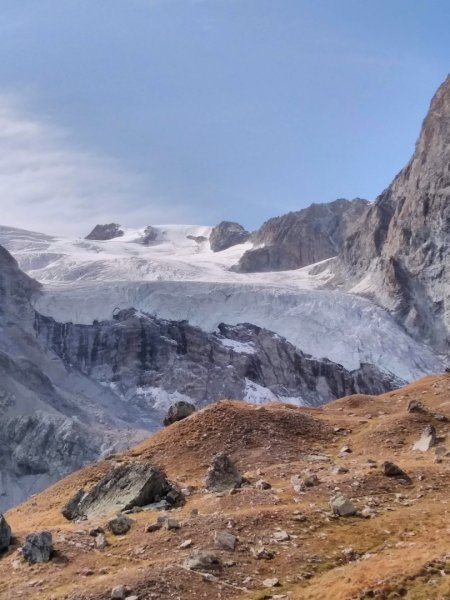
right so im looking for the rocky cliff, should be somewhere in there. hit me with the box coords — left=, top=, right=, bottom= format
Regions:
left=0, top=246, right=140, bottom=512
left=338, top=75, right=450, bottom=354
left=35, top=308, right=401, bottom=425
left=233, top=198, right=369, bottom=272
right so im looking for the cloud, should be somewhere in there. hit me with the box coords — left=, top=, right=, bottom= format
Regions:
left=0, top=92, right=181, bottom=236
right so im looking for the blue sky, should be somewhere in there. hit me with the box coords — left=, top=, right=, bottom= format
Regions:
left=0, top=0, right=448, bottom=235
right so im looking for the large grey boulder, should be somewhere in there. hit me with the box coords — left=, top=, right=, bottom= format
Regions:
left=0, top=514, right=11, bottom=552
left=22, top=531, right=53, bottom=563
left=85, top=223, right=124, bottom=241
left=61, top=488, right=85, bottom=520
left=62, top=462, right=180, bottom=519
left=163, top=401, right=196, bottom=426
left=209, top=221, right=249, bottom=252
left=205, top=452, right=242, bottom=492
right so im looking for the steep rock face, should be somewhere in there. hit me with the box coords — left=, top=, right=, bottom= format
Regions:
left=234, top=198, right=369, bottom=272
left=339, top=75, right=450, bottom=353
left=85, top=223, right=124, bottom=241
left=35, top=308, right=401, bottom=426
left=209, top=221, right=250, bottom=252
left=0, top=245, right=138, bottom=512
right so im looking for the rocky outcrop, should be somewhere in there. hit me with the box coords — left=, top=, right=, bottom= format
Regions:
left=164, top=401, right=196, bottom=426
left=0, top=514, right=11, bottom=552
left=0, top=245, right=141, bottom=512
left=85, top=223, right=124, bottom=241
left=209, top=221, right=250, bottom=252
left=62, top=462, right=180, bottom=519
left=138, top=226, right=159, bottom=245
left=338, top=75, right=450, bottom=353
left=34, top=310, right=402, bottom=425
left=234, top=198, right=369, bottom=272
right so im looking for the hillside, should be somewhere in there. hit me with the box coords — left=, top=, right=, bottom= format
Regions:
left=2, top=373, right=449, bottom=599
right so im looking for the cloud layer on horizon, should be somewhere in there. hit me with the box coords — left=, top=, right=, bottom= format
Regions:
left=0, top=92, right=185, bottom=236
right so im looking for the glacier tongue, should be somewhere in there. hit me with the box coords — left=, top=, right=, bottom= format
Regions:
left=33, top=280, right=442, bottom=382
left=0, top=223, right=443, bottom=383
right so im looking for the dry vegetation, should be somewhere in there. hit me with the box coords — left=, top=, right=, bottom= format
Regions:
left=2, top=374, right=450, bottom=600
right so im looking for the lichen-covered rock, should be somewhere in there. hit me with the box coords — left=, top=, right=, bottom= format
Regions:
left=22, top=531, right=53, bottom=563
left=62, top=463, right=176, bottom=519
left=163, top=401, right=196, bottom=426
left=204, top=453, right=242, bottom=492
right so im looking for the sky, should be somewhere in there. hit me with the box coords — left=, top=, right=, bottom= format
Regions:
left=0, top=0, right=448, bottom=236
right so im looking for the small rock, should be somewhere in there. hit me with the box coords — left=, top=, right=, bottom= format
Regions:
left=89, top=526, right=105, bottom=537
left=340, top=445, right=352, bottom=454
left=262, top=578, right=280, bottom=588
left=252, top=546, right=274, bottom=560
left=255, top=479, right=272, bottom=490
left=330, top=494, right=357, bottom=517
left=273, top=530, right=290, bottom=542
left=163, top=401, right=196, bottom=426
left=95, top=534, right=108, bottom=550
left=184, top=550, right=222, bottom=573
left=413, top=425, right=437, bottom=452
left=382, top=461, right=411, bottom=482
left=214, top=531, right=237, bottom=551
left=331, top=465, right=349, bottom=475
left=22, top=531, right=53, bottom=563
left=407, top=400, right=426, bottom=413
left=111, top=585, right=130, bottom=599
left=165, top=518, right=181, bottom=530
left=204, top=453, right=242, bottom=492
left=179, top=539, right=193, bottom=549
left=107, top=515, right=133, bottom=536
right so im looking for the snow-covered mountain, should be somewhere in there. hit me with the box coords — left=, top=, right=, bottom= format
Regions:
left=0, top=222, right=442, bottom=381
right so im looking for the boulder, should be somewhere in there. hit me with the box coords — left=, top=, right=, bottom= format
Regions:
left=85, top=223, right=124, bottom=241
left=111, top=585, right=131, bottom=599
left=209, top=221, right=249, bottom=252
left=0, top=514, right=11, bottom=552
left=22, top=531, right=53, bottom=563
left=382, top=461, right=411, bottom=482
left=413, top=425, right=437, bottom=452
left=204, top=453, right=242, bottom=492
left=163, top=401, right=196, bottom=426
left=330, top=494, right=357, bottom=517
left=184, top=550, right=222, bottom=573
left=62, top=462, right=179, bottom=519
left=62, top=488, right=85, bottom=520
left=107, top=515, right=133, bottom=536
left=213, top=531, right=237, bottom=551
left=407, top=400, right=426, bottom=414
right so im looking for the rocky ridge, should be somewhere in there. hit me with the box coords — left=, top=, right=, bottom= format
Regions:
left=233, top=198, right=369, bottom=272
left=337, top=75, right=450, bottom=354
